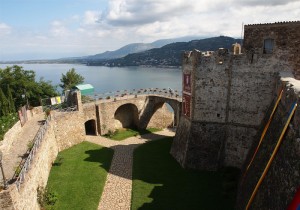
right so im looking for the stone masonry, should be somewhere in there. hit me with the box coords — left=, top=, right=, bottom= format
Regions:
left=95, top=95, right=181, bottom=135
left=243, top=21, right=300, bottom=79
left=171, top=21, right=300, bottom=171
left=171, top=49, right=277, bottom=170
left=236, top=74, right=300, bottom=210
left=171, top=21, right=300, bottom=209
left=0, top=91, right=181, bottom=209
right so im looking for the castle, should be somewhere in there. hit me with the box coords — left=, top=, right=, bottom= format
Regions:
left=171, top=21, right=300, bottom=209
left=0, top=21, right=299, bottom=210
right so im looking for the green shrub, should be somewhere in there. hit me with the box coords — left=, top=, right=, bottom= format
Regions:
left=0, top=113, right=18, bottom=141
left=27, top=141, right=34, bottom=151
left=14, top=165, right=22, bottom=177
left=37, top=186, right=58, bottom=209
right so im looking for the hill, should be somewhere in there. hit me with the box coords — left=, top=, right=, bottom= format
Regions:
left=82, top=36, right=205, bottom=61
left=88, top=36, right=242, bottom=67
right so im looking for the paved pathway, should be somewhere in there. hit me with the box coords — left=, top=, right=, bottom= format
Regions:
left=85, top=129, right=175, bottom=210
left=1, top=113, right=45, bottom=182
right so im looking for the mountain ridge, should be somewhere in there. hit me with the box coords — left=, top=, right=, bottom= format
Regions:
left=88, top=36, right=242, bottom=67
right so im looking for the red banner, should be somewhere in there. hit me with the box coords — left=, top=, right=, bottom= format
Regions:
left=183, top=94, right=191, bottom=118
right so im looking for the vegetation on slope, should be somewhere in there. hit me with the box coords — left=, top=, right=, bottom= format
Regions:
left=0, top=65, right=58, bottom=109
left=90, top=36, right=242, bottom=67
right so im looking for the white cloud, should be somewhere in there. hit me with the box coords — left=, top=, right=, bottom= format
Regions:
left=0, top=23, right=12, bottom=36
left=83, top=11, right=100, bottom=25
left=50, top=21, right=70, bottom=37
left=1, top=0, right=300, bottom=60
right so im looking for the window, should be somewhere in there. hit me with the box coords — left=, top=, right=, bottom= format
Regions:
left=263, top=39, right=274, bottom=54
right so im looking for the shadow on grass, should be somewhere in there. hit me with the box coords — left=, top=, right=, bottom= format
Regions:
left=131, top=138, right=240, bottom=210
left=83, top=134, right=239, bottom=210
left=103, top=127, right=162, bottom=141
left=84, top=147, right=114, bottom=172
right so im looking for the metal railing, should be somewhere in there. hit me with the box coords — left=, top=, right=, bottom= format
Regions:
left=83, top=88, right=182, bottom=104
left=15, top=115, right=51, bottom=191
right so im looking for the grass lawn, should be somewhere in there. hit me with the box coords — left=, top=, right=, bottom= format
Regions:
left=104, top=128, right=162, bottom=141
left=46, top=141, right=114, bottom=210
left=132, top=138, right=239, bottom=210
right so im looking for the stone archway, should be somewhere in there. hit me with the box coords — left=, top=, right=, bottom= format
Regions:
left=114, top=103, right=139, bottom=129
left=148, top=102, right=175, bottom=129
left=85, top=119, right=96, bottom=135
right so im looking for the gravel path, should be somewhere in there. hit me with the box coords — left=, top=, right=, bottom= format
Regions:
left=85, top=129, right=175, bottom=210
left=2, top=113, right=45, bottom=182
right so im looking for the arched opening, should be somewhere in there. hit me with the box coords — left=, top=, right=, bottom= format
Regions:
left=114, top=104, right=139, bottom=129
left=148, top=102, right=176, bottom=129
left=85, top=119, right=96, bottom=135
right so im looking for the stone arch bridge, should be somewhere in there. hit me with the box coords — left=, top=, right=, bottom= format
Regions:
left=78, top=88, right=182, bottom=135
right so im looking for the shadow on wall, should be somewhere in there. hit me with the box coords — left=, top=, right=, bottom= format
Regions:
left=114, top=103, right=139, bottom=129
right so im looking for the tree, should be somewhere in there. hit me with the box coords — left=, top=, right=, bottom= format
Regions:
left=6, top=85, right=15, bottom=113
left=0, top=88, right=9, bottom=116
left=60, top=68, right=84, bottom=91
left=0, top=65, right=58, bottom=109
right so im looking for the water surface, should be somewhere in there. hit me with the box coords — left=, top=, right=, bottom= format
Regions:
left=0, top=64, right=182, bottom=93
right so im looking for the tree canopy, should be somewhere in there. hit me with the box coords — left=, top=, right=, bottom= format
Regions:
left=0, top=65, right=58, bottom=114
left=60, top=68, right=84, bottom=91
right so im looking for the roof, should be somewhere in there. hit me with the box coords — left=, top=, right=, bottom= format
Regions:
left=75, top=84, right=94, bottom=90
left=74, top=84, right=94, bottom=95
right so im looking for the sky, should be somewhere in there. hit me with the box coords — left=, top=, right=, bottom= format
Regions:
left=0, top=0, right=299, bottom=61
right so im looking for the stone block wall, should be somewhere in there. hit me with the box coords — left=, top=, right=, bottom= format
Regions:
left=0, top=106, right=43, bottom=154
left=171, top=49, right=280, bottom=170
left=147, top=103, right=174, bottom=129
left=97, top=96, right=179, bottom=135
left=243, top=21, right=300, bottom=79
left=52, top=111, right=85, bottom=151
left=6, top=121, right=58, bottom=210
left=170, top=117, right=191, bottom=167
left=0, top=109, right=87, bottom=210
left=97, top=97, right=146, bottom=134
left=236, top=75, right=300, bottom=210
left=0, top=121, right=22, bottom=154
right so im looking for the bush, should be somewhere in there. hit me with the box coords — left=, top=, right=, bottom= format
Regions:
left=37, top=186, right=58, bottom=209
left=0, top=113, right=18, bottom=141
left=14, top=165, right=22, bottom=177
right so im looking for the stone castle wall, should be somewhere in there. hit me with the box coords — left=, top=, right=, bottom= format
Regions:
left=0, top=107, right=43, bottom=154
left=0, top=107, right=86, bottom=209
left=171, top=21, right=300, bottom=209
left=171, top=49, right=281, bottom=170
left=243, top=21, right=300, bottom=79
left=236, top=75, right=300, bottom=210
left=52, top=111, right=85, bottom=151
left=8, top=122, right=58, bottom=210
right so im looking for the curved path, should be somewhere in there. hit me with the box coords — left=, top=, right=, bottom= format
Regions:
left=85, top=129, right=175, bottom=210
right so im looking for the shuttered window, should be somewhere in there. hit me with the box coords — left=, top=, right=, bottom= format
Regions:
left=263, top=39, right=274, bottom=54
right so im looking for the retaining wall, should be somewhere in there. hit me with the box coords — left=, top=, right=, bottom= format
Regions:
left=236, top=75, right=300, bottom=210
left=0, top=109, right=85, bottom=210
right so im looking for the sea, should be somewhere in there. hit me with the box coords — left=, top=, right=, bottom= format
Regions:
left=0, top=64, right=182, bottom=94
